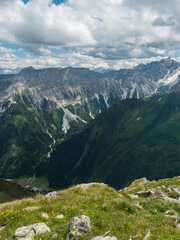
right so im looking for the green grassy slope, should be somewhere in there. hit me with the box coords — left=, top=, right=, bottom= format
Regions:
left=48, top=92, right=180, bottom=189
left=0, top=179, right=33, bottom=203
left=0, top=177, right=180, bottom=239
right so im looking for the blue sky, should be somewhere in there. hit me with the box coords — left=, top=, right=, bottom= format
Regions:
left=0, top=0, right=180, bottom=70
left=22, top=0, right=66, bottom=5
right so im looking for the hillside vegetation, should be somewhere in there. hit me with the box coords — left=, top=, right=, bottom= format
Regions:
left=47, top=92, right=180, bottom=189
left=0, top=177, right=180, bottom=239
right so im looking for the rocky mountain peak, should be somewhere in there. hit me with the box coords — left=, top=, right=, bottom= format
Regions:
left=19, top=66, right=35, bottom=74
left=159, top=57, right=178, bottom=66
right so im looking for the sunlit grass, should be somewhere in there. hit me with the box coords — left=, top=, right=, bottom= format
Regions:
left=0, top=178, right=180, bottom=239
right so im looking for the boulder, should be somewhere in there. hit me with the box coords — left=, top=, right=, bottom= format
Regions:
left=66, top=215, right=91, bottom=240
left=15, top=223, right=51, bottom=240
left=32, top=223, right=51, bottom=235
left=15, top=226, right=34, bottom=239
left=23, top=207, right=40, bottom=211
left=45, top=191, right=58, bottom=198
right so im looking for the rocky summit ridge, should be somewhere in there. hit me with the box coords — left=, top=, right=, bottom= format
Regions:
left=1, top=57, right=180, bottom=131
left=0, top=176, right=180, bottom=239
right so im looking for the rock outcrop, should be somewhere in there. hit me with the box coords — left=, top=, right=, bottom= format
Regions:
left=15, top=222, right=51, bottom=240
left=66, top=215, right=91, bottom=240
left=45, top=191, right=58, bottom=198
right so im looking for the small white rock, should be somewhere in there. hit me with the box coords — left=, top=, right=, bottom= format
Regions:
left=56, top=214, right=64, bottom=219
left=23, top=207, right=40, bottom=211
left=42, top=213, right=49, bottom=219
left=45, top=191, right=58, bottom=198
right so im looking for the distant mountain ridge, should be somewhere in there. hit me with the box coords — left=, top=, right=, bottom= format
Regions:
left=1, top=57, right=180, bottom=179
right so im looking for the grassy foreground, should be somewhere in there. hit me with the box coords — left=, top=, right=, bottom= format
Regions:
left=0, top=177, right=180, bottom=239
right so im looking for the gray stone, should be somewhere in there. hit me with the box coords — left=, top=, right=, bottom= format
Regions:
left=15, top=223, right=51, bottom=239
left=56, top=214, right=64, bottom=219
left=129, top=194, right=139, bottom=199
left=42, top=212, right=49, bottom=218
left=66, top=215, right=91, bottom=240
left=23, top=207, right=40, bottom=211
left=17, top=230, right=35, bottom=240
left=136, top=190, right=153, bottom=198
left=162, top=196, right=180, bottom=203
left=45, top=191, right=58, bottom=198
left=135, top=202, right=143, bottom=209
left=143, top=229, right=151, bottom=240
left=32, top=223, right=51, bottom=235
left=15, top=226, right=33, bottom=238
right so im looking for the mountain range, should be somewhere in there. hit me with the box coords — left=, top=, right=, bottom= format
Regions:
left=0, top=57, right=180, bottom=186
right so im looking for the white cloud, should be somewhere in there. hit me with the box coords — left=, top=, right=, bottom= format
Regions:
left=0, top=0, right=95, bottom=47
left=1, top=0, right=180, bottom=69
left=0, top=49, right=111, bottom=70
left=0, top=47, right=14, bottom=53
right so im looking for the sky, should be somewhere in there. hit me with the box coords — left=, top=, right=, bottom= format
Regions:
left=1, top=0, right=180, bottom=70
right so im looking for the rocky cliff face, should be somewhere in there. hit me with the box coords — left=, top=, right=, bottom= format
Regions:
left=1, top=58, right=180, bottom=127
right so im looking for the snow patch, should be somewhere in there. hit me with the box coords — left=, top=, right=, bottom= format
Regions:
left=158, top=68, right=180, bottom=86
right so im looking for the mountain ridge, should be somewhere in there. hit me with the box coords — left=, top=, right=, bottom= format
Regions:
left=1, top=58, right=180, bottom=179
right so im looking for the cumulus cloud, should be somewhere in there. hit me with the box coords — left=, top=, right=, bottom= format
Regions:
left=0, top=0, right=95, bottom=47
left=0, top=47, right=110, bottom=70
left=1, top=0, right=180, bottom=69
